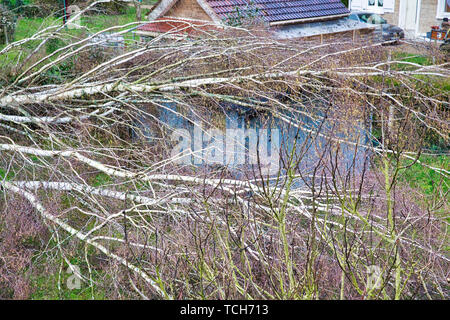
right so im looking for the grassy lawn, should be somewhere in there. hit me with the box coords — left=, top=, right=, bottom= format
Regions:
left=400, top=155, right=449, bottom=196
left=0, top=6, right=140, bottom=70
left=15, top=15, right=59, bottom=40
left=80, top=6, right=140, bottom=33
left=0, top=6, right=147, bottom=87
left=386, top=52, right=450, bottom=92
left=30, top=255, right=107, bottom=300
left=392, top=52, right=433, bottom=66
left=15, top=6, right=139, bottom=39
left=2, top=6, right=139, bottom=45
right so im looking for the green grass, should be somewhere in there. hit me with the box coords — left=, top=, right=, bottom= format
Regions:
left=368, top=52, right=450, bottom=95
left=80, top=7, right=138, bottom=34
left=393, top=52, right=432, bottom=66
left=0, top=15, right=58, bottom=68
left=0, top=167, right=14, bottom=180
left=400, top=155, right=449, bottom=196
left=14, top=15, right=59, bottom=41
left=390, top=52, right=433, bottom=72
left=0, top=7, right=139, bottom=70
left=432, top=76, right=450, bottom=92
left=30, top=266, right=106, bottom=300
left=29, top=240, right=109, bottom=300
left=92, top=172, right=113, bottom=187
left=12, top=6, right=139, bottom=41
left=389, top=53, right=449, bottom=91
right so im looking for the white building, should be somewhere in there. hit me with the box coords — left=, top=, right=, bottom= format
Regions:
left=349, top=0, right=450, bottom=37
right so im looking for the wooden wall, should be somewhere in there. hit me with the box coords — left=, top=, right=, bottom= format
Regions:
left=165, top=0, right=212, bottom=21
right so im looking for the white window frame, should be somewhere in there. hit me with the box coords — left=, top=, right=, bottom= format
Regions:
left=367, top=0, right=384, bottom=13
left=436, top=0, right=450, bottom=19
left=350, top=0, right=395, bottom=14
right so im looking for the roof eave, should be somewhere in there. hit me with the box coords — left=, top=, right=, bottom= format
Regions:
left=269, top=13, right=350, bottom=27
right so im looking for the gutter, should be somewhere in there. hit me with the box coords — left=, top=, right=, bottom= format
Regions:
left=269, top=13, right=350, bottom=27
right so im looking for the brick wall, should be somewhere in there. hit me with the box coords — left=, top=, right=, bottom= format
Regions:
left=165, top=0, right=212, bottom=21
left=418, top=0, right=440, bottom=34
left=383, top=0, right=400, bottom=25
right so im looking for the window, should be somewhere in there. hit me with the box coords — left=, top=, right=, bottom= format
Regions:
left=437, top=0, right=450, bottom=18
left=368, top=0, right=384, bottom=7
left=350, top=0, right=394, bottom=13
left=367, top=0, right=383, bottom=12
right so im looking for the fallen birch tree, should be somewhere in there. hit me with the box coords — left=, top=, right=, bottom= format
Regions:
left=0, top=1, right=448, bottom=299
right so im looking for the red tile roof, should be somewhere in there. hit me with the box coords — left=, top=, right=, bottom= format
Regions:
left=141, top=0, right=350, bottom=36
left=206, top=0, right=350, bottom=23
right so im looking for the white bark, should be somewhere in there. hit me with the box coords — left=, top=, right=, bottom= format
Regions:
left=1, top=181, right=171, bottom=299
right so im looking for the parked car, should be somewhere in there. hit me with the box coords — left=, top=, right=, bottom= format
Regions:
left=349, top=12, right=405, bottom=42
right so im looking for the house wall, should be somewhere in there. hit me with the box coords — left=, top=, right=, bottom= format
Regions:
left=418, top=0, right=440, bottom=34
left=351, top=0, right=445, bottom=36
left=387, top=0, right=442, bottom=35
left=382, top=0, right=401, bottom=25
left=164, top=0, right=212, bottom=21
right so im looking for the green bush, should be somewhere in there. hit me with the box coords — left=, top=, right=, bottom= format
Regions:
left=225, top=1, right=262, bottom=27
left=45, top=37, right=65, bottom=54
left=96, top=0, right=128, bottom=15
left=2, top=0, right=62, bottom=17
left=3, top=0, right=44, bottom=18
left=32, top=0, right=59, bottom=11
